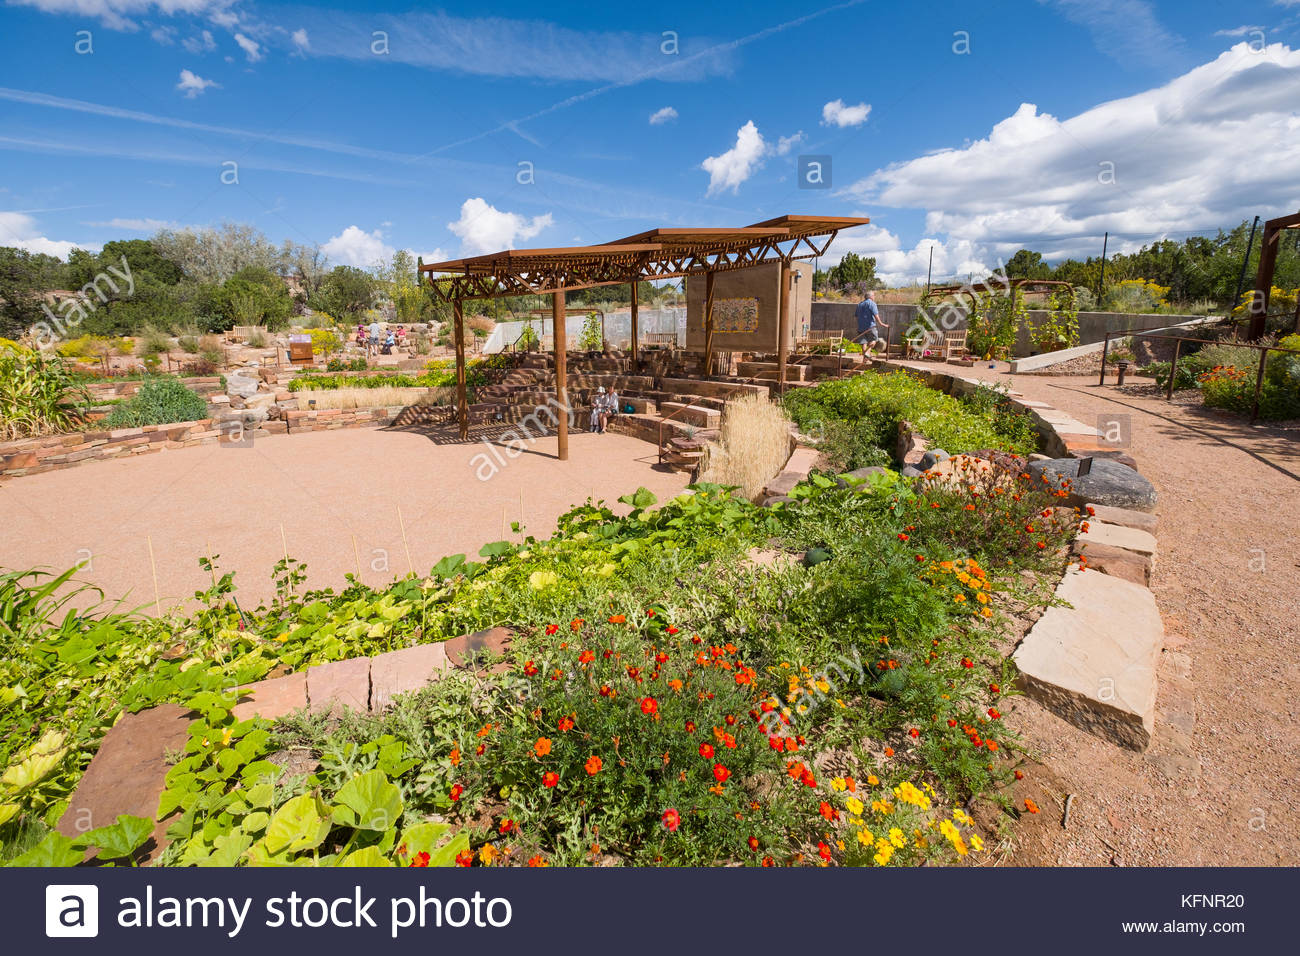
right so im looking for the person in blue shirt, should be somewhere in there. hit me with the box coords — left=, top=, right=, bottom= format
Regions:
left=854, top=291, right=889, bottom=355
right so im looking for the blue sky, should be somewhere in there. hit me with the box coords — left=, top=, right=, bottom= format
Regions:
left=2, top=0, right=1299, bottom=284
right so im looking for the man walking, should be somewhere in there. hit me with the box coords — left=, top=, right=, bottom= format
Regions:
left=854, top=291, right=888, bottom=355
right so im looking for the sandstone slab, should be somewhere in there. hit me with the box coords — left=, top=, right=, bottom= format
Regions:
left=306, top=656, right=371, bottom=717
left=1078, top=521, right=1158, bottom=557
left=370, top=642, right=450, bottom=710
left=1013, top=568, right=1163, bottom=751
left=1087, top=503, right=1158, bottom=534
left=231, top=670, right=308, bottom=722
left=57, top=703, right=194, bottom=863
left=1070, top=539, right=1151, bottom=586
left=444, top=625, right=513, bottom=668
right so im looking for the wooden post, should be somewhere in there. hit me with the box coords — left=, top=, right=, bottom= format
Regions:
left=553, top=289, right=569, bottom=460
left=702, top=270, right=716, bottom=376
left=629, top=279, right=639, bottom=363
left=1248, top=224, right=1279, bottom=341
left=453, top=299, right=468, bottom=439
left=777, top=263, right=792, bottom=393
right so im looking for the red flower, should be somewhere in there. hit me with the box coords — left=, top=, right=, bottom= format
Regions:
left=947, top=719, right=958, bottom=728
left=578, top=649, right=595, bottom=664
left=713, top=764, right=731, bottom=783
left=544, top=624, right=560, bottom=636
left=542, top=771, right=560, bottom=787
left=409, top=851, right=431, bottom=867
left=1014, top=770, right=1025, bottom=780
left=724, top=714, right=736, bottom=726
left=449, top=783, right=463, bottom=801
left=557, top=716, right=575, bottom=732
left=661, top=808, right=680, bottom=832
left=769, top=736, right=785, bottom=751
left=666, top=626, right=679, bottom=635
left=909, top=728, right=920, bottom=738
left=761, top=856, right=775, bottom=867
left=819, top=801, right=838, bottom=821
left=570, top=618, right=584, bottom=632
left=988, top=707, right=1001, bottom=719
left=475, top=743, right=486, bottom=756
left=986, top=740, right=999, bottom=752
left=608, top=614, right=626, bottom=624
left=498, top=819, right=516, bottom=834
left=699, top=742, right=715, bottom=759
left=523, top=660, right=539, bottom=676
left=747, top=836, right=760, bottom=852
left=655, top=651, right=669, bottom=664
left=800, top=770, right=817, bottom=788
left=915, top=554, right=926, bottom=562
left=455, top=850, right=473, bottom=867
left=961, top=657, right=974, bottom=669
left=818, top=841, right=832, bottom=862
left=585, top=755, right=603, bottom=775
left=897, top=533, right=909, bottom=542
left=684, top=720, right=697, bottom=733
left=989, top=682, right=1000, bottom=694
left=527, top=855, right=547, bottom=867
left=646, top=609, right=656, bottom=617
left=640, top=697, right=659, bottom=716
left=883, top=747, right=895, bottom=758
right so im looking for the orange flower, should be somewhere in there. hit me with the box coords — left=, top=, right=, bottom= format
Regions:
left=747, top=836, right=760, bottom=852
left=661, top=808, right=680, bottom=832
left=557, top=716, right=575, bottom=732
left=1024, top=798, right=1040, bottom=814
left=585, top=755, right=603, bottom=775
left=544, top=624, right=559, bottom=636
left=819, top=801, right=837, bottom=821
left=608, top=614, right=626, bottom=624
left=542, top=771, right=559, bottom=787
left=884, top=747, right=895, bottom=758
left=534, top=737, right=552, bottom=757
left=640, top=696, right=659, bottom=716
left=527, top=855, right=548, bottom=867
left=667, top=679, right=683, bottom=692
left=699, top=742, right=715, bottom=759
left=449, top=783, right=463, bottom=801
left=713, top=763, right=731, bottom=783
left=523, top=660, right=539, bottom=676
left=449, top=747, right=461, bottom=767
left=570, top=618, right=584, bottom=632
left=578, top=649, right=595, bottom=664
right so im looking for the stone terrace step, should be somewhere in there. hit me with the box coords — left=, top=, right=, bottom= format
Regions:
left=1012, top=567, right=1163, bottom=751
left=658, top=401, right=721, bottom=428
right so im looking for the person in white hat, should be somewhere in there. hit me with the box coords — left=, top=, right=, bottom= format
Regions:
left=590, top=386, right=607, bottom=433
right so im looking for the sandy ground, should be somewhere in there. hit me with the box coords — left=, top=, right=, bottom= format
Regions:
left=1, top=425, right=687, bottom=612
left=899, top=360, right=1300, bottom=865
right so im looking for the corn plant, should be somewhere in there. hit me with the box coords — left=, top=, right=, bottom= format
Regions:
left=0, top=350, right=90, bottom=440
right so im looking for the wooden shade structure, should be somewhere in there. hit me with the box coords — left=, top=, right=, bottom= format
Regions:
left=1247, top=210, right=1300, bottom=340
left=419, top=214, right=869, bottom=459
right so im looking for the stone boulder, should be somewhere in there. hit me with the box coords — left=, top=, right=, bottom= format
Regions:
left=1028, top=457, right=1157, bottom=512
left=918, top=449, right=949, bottom=470
left=225, top=372, right=260, bottom=399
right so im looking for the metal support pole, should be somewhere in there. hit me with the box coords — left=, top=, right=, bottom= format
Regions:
left=1251, top=348, right=1268, bottom=423
left=1248, top=223, right=1279, bottom=341
left=702, top=270, right=716, bottom=377
left=629, top=279, right=639, bottom=364
left=453, top=299, right=468, bottom=439
left=1097, top=231, right=1108, bottom=304
left=1098, top=331, right=1110, bottom=386
left=553, top=290, right=569, bottom=461
left=1165, top=338, right=1181, bottom=401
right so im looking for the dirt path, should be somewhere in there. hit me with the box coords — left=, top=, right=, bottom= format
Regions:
left=910, top=362, right=1300, bottom=865
left=1, top=425, right=688, bottom=612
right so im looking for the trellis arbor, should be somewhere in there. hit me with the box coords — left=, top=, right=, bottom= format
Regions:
left=418, top=215, right=869, bottom=460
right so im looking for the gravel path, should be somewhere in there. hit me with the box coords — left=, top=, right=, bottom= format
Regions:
left=1, top=425, right=688, bottom=612
left=905, top=361, right=1300, bottom=865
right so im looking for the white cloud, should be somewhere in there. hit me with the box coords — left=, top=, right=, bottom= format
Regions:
left=175, top=68, right=218, bottom=98
left=83, top=217, right=175, bottom=231
left=776, top=131, right=805, bottom=155
left=150, top=25, right=175, bottom=45
left=1214, top=25, right=1264, bottom=37
left=649, top=106, right=678, bottom=125
left=1037, top=0, right=1184, bottom=66
left=843, top=42, right=1300, bottom=263
left=182, top=29, right=216, bottom=54
left=8, top=1, right=234, bottom=32
left=821, top=98, right=871, bottom=128
left=701, top=120, right=767, bottom=196
left=233, top=32, right=262, bottom=63
left=821, top=222, right=992, bottom=287
left=291, top=28, right=310, bottom=54
left=447, top=198, right=552, bottom=255
left=322, top=226, right=394, bottom=268
left=0, top=211, right=87, bottom=259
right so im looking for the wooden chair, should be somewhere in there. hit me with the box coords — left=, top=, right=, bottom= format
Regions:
left=942, top=330, right=968, bottom=360
left=795, top=329, right=845, bottom=353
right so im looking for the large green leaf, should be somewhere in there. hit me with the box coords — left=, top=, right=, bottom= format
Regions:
left=77, top=814, right=154, bottom=862
left=332, top=770, right=403, bottom=831
left=264, top=794, right=331, bottom=855
left=10, top=830, right=84, bottom=867
left=336, top=845, right=392, bottom=867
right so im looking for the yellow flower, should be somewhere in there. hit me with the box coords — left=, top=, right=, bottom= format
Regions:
left=952, top=835, right=969, bottom=856
left=479, top=843, right=498, bottom=865
left=831, top=777, right=847, bottom=792
left=970, top=834, right=985, bottom=852
left=867, top=774, right=880, bottom=786
left=953, top=808, right=973, bottom=826
left=939, top=819, right=959, bottom=840
left=888, top=827, right=907, bottom=849
left=857, top=828, right=874, bottom=846
left=871, top=799, right=894, bottom=815
left=815, top=678, right=830, bottom=692
left=873, top=842, right=894, bottom=866
left=845, top=796, right=864, bottom=816
left=893, top=781, right=931, bottom=810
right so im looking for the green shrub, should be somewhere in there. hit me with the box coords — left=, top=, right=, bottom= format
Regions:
left=104, top=377, right=208, bottom=427
left=136, top=330, right=172, bottom=357
left=177, top=335, right=200, bottom=354
left=0, top=351, right=90, bottom=439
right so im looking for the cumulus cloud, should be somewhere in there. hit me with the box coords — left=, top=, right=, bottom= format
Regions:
left=0, top=211, right=86, bottom=259
left=322, top=226, right=394, bottom=269
left=776, top=131, right=805, bottom=155
left=821, top=223, right=992, bottom=287
left=150, top=25, right=176, bottom=45
left=821, top=98, right=871, bottom=128
left=649, top=106, right=678, bottom=125
left=701, top=121, right=767, bottom=196
left=175, top=68, right=219, bottom=98
left=447, top=198, right=552, bottom=255
left=291, top=28, right=310, bottom=54
left=233, top=31, right=262, bottom=62
left=842, top=42, right=1300, bottom=262
left=182, top=29, right=216, bottom=54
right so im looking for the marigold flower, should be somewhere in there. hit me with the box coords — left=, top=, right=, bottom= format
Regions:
left=523, top=660, right=539, bottom=677
left=661, top=808, right=681, bottom=832
left=656, top=651, right=669, bottom=664
left=909, top=728, right=920, bottom=738
left=1024, top=798, right=1040, bottom=814
left=585, top=755, right=603, bottom=775
left=449, top=783, right=463, bottom=801
left=527, top=855, right=548, bottom=867
left=883, top=747, right=895, bottom=758
left=684, top=719, right=696, bottom=733
left=455, top=850, right=473, bottom=867
left=544, top=624, right=559, bottom=636
left=1014, top=769, right=1024, bottom=780
left=534, top=737, right=552, bottom=757
left=557, top=716, right=575, bottom=732
left=818, top=841, right=833, bottom=862
left=608, top=614, right=626, bottom=624
left=801, top=770, right=817, bottom=788
left=542, top=771, right=559, bottom=787
left=409, top=851, right=430, bottom=867
left=819, top=801, right=838, bottom=821
left=570, top=618, right=584, bottom=632
left=667, top=625, right=679, bottom=635
left=449, top=747, right=461, bottom=767
left=897, top=533, right=909, bottom=542
left=577, top=649, right=594, bottom=664
left=498, top=818, right=515, bottom=834
left=475, top=743, right=486, bottom=756
left=699, top=742, right=715, bottom=759
left=713, top=763, right=731, bottom=783
left=747, top=836, right=760, bottom=852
